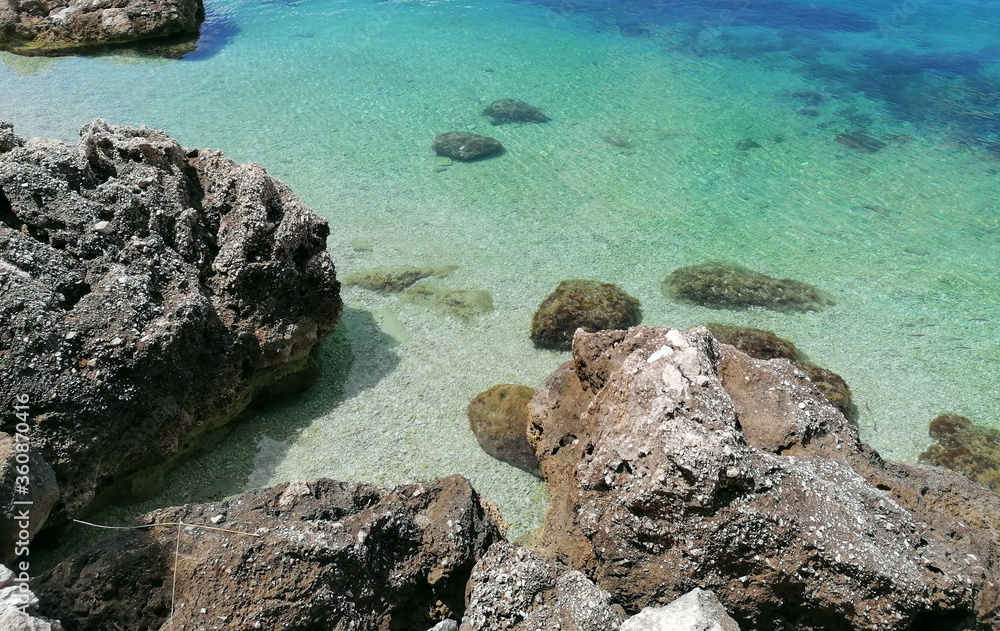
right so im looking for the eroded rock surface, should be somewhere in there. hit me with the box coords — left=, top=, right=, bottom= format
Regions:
left=33, top=476, right=502, bottom=630
left=0, top=0, right=203, bottom=55
left=460, top=541, right=624, bottom=631
left=0, top=120, right=342, bottom=521
left=528, top=326, right=1000, bottom=630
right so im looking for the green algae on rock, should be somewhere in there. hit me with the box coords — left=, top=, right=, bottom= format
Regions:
left=665, top=263, right=834, bottom=312
left=467, top=384, right=540, bottom=477
left=343, top=265, right=456, bottom=293
left=531, top=280, right=642, bottom=351
left=402, top=282, right=495, bottom=323
left=482, top=98, right=550, bottom=125
left=431, top=131, right=504, bottom=161
left=920, top=413, right=1000, bottom=493
left=705, top=322, right=855, bottom=420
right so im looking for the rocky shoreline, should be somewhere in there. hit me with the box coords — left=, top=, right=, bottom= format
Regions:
left=2, top=122, right=999, bottom=630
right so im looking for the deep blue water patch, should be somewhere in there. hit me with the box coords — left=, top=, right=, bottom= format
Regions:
left=181, top=10, right=242, bottom=61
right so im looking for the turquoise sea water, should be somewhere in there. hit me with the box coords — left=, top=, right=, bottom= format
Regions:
left=2, top=0, right=998, bottom=537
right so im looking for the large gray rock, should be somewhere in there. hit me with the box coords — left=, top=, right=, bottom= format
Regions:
left=460, top=541, right=624, bottom=631
left=528, top=326, right=1000, bottom=630
left=0, top=432, right=59, bottom=563
left=33, top=475, right=502, bottom=630
left=621, top=589, right=740, bottom=631
left=0, top=565, right=63, bottom=631
left=0, top=0, right=203, bottom=55
left=0, top=120, right=342, bottom=522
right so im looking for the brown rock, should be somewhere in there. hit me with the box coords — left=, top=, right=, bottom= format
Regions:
left=528, top=326, right=1000, bottom=629
left=0, top=121, right=342, bottom=522
left=431, top=132, right=503, bottom=161
left=705, top=323, right=854, bottom=419
left=920, top=413, right=1000, bottom=493
left=0, top=0, right=203, bottom=55
left=531, top=280, right=642, bottom=351
left=468, top=384, right=540, bottom=476
left=32, top=475, right=504, bottom=630
left=460, top=541, right=624, bottom=631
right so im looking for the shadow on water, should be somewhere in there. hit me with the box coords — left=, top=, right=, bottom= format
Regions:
left=33, top=307, right=398, bottom=571
left=177, top=10, right=242, bottom=61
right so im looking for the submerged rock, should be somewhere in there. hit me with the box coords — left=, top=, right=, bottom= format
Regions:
left=402, top=282, right=494, bottom=323
left=835, top=131, right=886, bottom=153
left=432, top=132, right=504, bottom=161
left=0, top=0, right=203, bottom=56
left=467, top=384, right=540, bottom=476
left=664, top=262, right=833, bottom=312
left=32, top=476, right=503, bottom=630
left=920, top=413, right=1000, bottom=493
left=482, top=98, right=550, bottom=125
left=705, top=323, right=854, bottom=419
left=0, top=120, right=342, bottom=521
left=531, top=280, right=642, bottom=350
left=460, top=541, right=624, bottom=631
left=344, top=265, right=456, bottom=293
left=528, top=326, right=1000, bottom=629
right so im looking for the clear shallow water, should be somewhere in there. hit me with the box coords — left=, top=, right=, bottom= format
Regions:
left=2, top=0, right=998, bottom=537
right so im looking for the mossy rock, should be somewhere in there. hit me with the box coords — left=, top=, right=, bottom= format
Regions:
left=920, top=414, right=1000, bottom=493
left=531, top=280, right=642, bottom=351
left=706, top=322, right=855, bottom=420
left=483, top=98, right=550, bottom=125
left=402, top=282, right=495, bottom=323
left=665, top=262, right=833, bottom=312
left=431, top=132, right=504, bottom=161
left=467, top=384, right=540, bottom=477
left=342, top=266, right=456, bottom=293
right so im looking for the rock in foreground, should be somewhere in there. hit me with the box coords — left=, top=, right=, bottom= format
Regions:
left=0, top=0, right=203, bottom=55
left=0, top=120, right=342, bottom=521
left=460, top=541, right=624, bottom=631
left=33, top=476, right=503, bottom=630
left=432, top=132, right=504, bottom=161
left=529, top=326, right=1000, bottom=629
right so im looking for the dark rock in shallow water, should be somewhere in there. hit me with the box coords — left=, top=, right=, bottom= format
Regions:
left=705, top=322, right=854, bottom=419
left=0, top=120, right=342, bottom=521
left=432, top=131, right=504, bottom=161
left=343, top=265, right=456, bottom=293
left=0, top=0, right=204, bottom=56
left=920, top=413, right=1000, bottom=493
left=835, top=130, right=886, bottom=153
left=528, top=326, right=1000, bottom=629
left=467, top=384, right=540, bottom=476
left=531, top=280, right=642, bottom=351
left=482, top=98, right=550, bottom=125
left=32, top=476, right=504, bottom=630
left=460, top=541, right=624, bottom=630
left=734, top=138, right=762, bottom=150
left=664, top=262, right=833, bottom=312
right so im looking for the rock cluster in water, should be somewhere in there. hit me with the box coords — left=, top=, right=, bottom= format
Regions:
left=0, top=120, right=342, bottom=526
left=0, top=0, right=203, bottom=55
left=665, top=262, right=834, bottom=312
left=530, top=279, right=642, bottom=350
